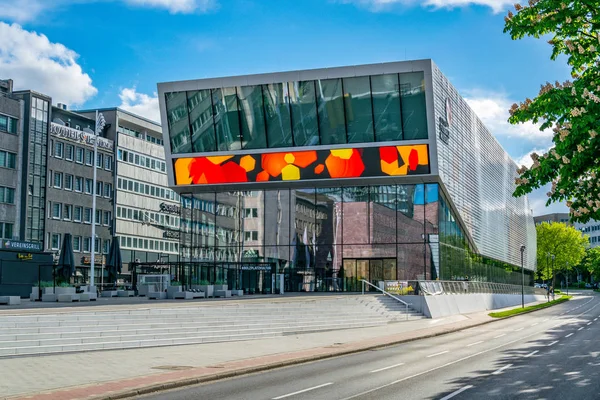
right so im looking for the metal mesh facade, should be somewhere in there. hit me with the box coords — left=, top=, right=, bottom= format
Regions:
left=431, top=63, right=536, bottom=270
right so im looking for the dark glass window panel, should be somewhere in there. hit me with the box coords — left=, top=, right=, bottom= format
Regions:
left=399, top=72, right=428, bottom=140
left=237, top=85, right=267, bottom=149
left=316, top=79, right=346, bottom=145
left=343, top=76, right=374, bottom=143
left=263, top=83, right=293, bottom=148
left=289, top=81, right=319, bottom=147
left=212, top=88, right=242, bottom=151
left=188, top=90, right=216, bottom=152
left=165, top=92, right=192, bottom=153
left=371, top=74, right=403, bottom=142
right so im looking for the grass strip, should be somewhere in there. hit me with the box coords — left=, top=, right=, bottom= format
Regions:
left=489, top=295, right=572, bottom=318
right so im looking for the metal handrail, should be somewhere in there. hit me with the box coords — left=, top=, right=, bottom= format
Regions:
left=360, top=279, right=411, bottom=320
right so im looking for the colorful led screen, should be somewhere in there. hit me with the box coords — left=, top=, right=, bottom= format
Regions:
left=173, top=144, right=429, bottom=186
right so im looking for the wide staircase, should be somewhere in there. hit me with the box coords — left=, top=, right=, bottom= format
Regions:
left=0, top=295, right=422, bottom=357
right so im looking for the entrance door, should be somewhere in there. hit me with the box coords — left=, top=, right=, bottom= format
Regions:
left=341, top=258, right=397, bottom=292
left=369, top=260, right=384, bottom=291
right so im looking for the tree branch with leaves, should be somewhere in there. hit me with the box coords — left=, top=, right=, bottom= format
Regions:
left=505, top=0, right=600, bottom=223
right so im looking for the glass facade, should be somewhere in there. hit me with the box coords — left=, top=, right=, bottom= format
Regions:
left=176, top=184, right=532, bottom=293
left=164, top=72, right=428, bottom=155
left=26, top=96, right=49, bottom=245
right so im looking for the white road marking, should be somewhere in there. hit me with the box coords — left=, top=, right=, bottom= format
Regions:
left=579, top=327, right=584, bottom=331
left=427, top=350, right=449, bottom=358
left=272, top=383, right=333, bottom=399
left=467, top=341, right=484, bottom=347
left=548, top=340, right=559, bottom=347
left=587, top=322, right=593, bottom=326
left=492, top=364, right=513, bottom=375
left=370, top=363, right=405, bottom=373
left=544, top=318, right=550, bottom=321
left=531, top=323, right=539, bottom=326
left=595, top=318, right=598, bottom=321
left=566, top=333, right=574, bottom=338
left=525, top=350, right=539, bottom=358
left=339, top=298, right=600, bottom=400
left=515, top=327, right=524, bottom=332
left=494, top=334, right=506, bottom=339
left=440, top=385, right=474, bottom=400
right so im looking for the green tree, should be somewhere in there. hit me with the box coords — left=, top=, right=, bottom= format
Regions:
left=504, top=1, right=600, bottom=223
left=580, top=247, right=600, bottom=281
left=536, top=222, right=588, bottom=285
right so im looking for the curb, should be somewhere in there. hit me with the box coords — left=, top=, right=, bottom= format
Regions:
left=94, top=318, right=499, bottom=400
left=488, top=296, right=572, bottom=319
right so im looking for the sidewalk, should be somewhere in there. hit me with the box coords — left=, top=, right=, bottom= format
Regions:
left=0, top=300, right=547, bottom=400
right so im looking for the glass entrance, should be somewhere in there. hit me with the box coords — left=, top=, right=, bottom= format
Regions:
left=341, top=258, right=397, bottom=291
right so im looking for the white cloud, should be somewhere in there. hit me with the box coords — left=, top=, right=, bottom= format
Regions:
left=0, top=0, right=217, bottom=23
left=343, top=0, right=514, bottom=13
left=528, top=184, right=569, bottom=217
left=0, top=22, right=97, bottom=106
left=124, top=0, right=216, bottom=13
left=463, top=90, right=553, bottom=146
left=118, top=87, right=160, bottom=122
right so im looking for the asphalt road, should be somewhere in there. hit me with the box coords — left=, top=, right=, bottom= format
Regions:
left=138, top=293, right=600, bottom=400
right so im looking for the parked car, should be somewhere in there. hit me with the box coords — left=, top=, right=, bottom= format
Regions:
left=585, top=283, right=592, bottom=288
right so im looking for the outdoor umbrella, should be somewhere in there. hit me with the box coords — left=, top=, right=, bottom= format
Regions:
left=106, top=238, right=122, bottom=285
left=57, top=233, right=76, bottom=281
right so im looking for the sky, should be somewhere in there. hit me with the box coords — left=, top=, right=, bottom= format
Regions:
left=0, top=0, right=569, bottom=216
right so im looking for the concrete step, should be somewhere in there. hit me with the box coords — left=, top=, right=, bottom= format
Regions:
left=0, top=320, right=389, bottom=357
left=0, top=315, right=391, bottom=337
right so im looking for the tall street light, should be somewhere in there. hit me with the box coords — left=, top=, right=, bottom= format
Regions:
left=566, top=261, right=569, bottom=295
left=520, top=245, right=526, bottom=308
left=552, top=254, right=556, bottom=294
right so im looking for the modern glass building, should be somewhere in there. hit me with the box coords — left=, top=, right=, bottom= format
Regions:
left=157, top=59, right=536, bottom=293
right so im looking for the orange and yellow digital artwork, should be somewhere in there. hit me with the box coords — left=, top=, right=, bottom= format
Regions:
left=173, top=144, right=429, bottom=186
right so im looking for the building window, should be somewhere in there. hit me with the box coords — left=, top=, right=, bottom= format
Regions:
left=75, top=176, right=83, bottom=192
left=74, top=206, right=82, bottom=222
left=0, top=151, right=16, bottom=169
left=63, top=204, right=72, bottom=220
left=0, top=222, right=13, bottom=239
left=52, top=202, right=61, bottom=219
left=244, top=208, right=258, bottom=218
left=53, top=172, right=63, bottom=188
left=244, top=231, right=258, bottom=241
left=51, top=233, right=61, bottom=250
left=0, top=186, right=15, bottom=204
left=103, top=239, right=110, bottom=254
left=65, top=174, right=73, bottom=191
left=75, top=147, right=84, bottom=164
left=103, top=210, right=111, bottom=226
left=104, top=183, right=112, bottom=198
left=85, top=150, right=93, bottom=166
left=96, top=181, right=103, bottom=197
left=96, top=209, right=102, bottom=225
left=105, top=155, right=113, bottom=171
left=73, top=236, right=81, bottom=252
left=85, top=179, right=93, bottom=194
left=0, top=114, right=18, bottom=134
left=96, top=153, right=103, bottom=168
left=65, top=144, right=74, bottom=161
left=84, top=207, right=92, bottom=223
left=94, top=237, right=101, bottom=254
left=54, top=141, right=64, bottom=158
left=83, top=237, right=91, bottom=252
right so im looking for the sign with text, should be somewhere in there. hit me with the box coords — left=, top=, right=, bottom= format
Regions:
left=17, top=253, right=33, bottom=261
left=1, top=240, right=42, bottom=252
left=50, top=122, right=114, bottom=151
left=384, top=280, right=410, bottom=295
left=240, top=265, right=272, bottom=271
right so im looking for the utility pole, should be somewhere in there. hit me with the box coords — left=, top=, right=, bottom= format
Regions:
left=520, top=245, right=526, bottom=308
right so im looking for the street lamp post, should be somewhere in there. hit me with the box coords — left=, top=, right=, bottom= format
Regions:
left=566, top=261, right=569, bottom=295
left=520, top=245, right=526, bottom=308
left=551, top=254, right=556, bottom=300
left=421, top=233, right=427, bottom=281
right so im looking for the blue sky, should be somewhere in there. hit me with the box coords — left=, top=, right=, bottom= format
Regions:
left=0, top=0, right=568, bottom=215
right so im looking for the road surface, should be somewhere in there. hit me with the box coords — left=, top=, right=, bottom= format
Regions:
left=138, top=293, right=600, bottom=400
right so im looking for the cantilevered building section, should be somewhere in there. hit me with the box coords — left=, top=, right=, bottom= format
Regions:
left=157, top=59, right=536, bottom=292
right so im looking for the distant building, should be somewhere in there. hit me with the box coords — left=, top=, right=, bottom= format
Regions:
left=0, top=79, right=22, bottom=242
left=77, top=108, right=180, bottom=278
left=576, top=220, right=600, bottom=248
left=533, top=213, right=571, bottom=226
left=46, top=106, right=115, bottom=281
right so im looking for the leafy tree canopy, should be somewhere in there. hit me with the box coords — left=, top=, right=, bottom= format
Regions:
left=579, top=246, right=600, bottom=280
left=504, top=1, right=600, bottom=223
left=535, top=222, right=588, bottom=280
